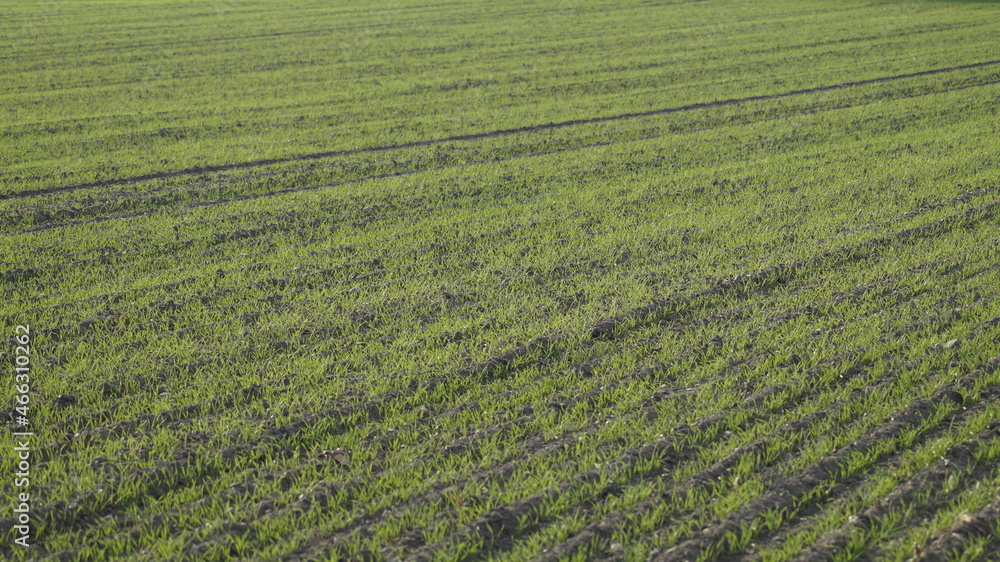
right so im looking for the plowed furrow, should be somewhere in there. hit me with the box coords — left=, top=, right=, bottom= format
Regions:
left=292, top=384, right=791, bottom=561
left=512, top=316, right=995, bottom=561
left=652, top=360, right=998, bottom=561
left=37, top=225, right=990, bottom=546
left=793, top=424, right=1000, bottom=561
left=17, top=201, right=998, bottom=559
left=293, top=290, right=990, bottom=560
left=26, top=230, right=995, bottom=535
left=917, top=496, right=1000, bottom=560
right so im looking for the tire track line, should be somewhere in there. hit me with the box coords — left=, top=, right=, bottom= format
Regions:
left=12, top=69, right=996, bottom=225
left=4, top=59, right=998, bottom=202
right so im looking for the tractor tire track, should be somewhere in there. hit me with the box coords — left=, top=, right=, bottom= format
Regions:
left=3, top=59, right=998, bottom=202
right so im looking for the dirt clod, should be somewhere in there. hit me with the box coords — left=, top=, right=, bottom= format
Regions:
left=941, top=390, right=964, bottom=405
left=319, top=447, right=351, bottom=466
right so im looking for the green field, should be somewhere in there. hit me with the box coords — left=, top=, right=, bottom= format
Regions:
left=2, top=0, right=1000, bottom=559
